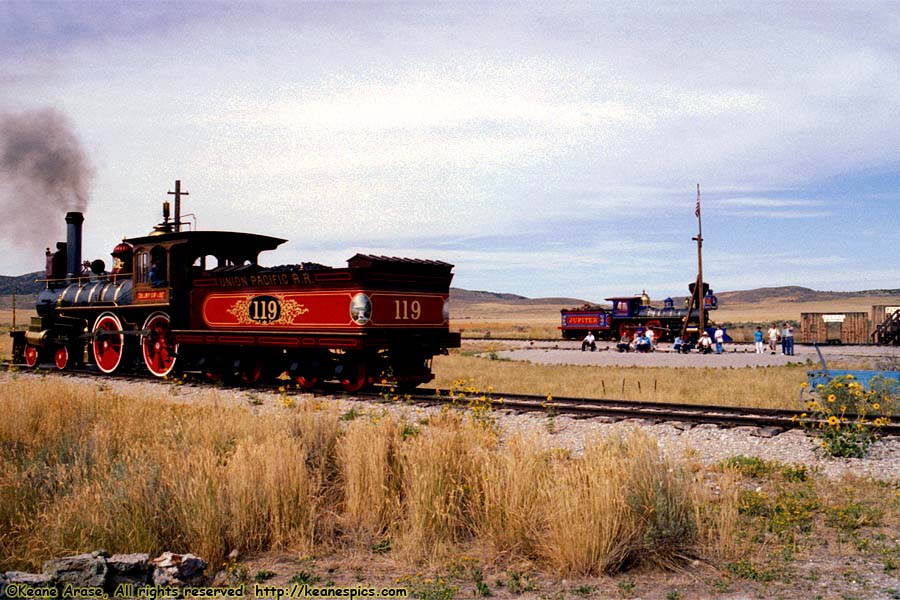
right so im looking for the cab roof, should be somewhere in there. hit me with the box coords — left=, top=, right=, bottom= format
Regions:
left=125, top=230, right=286, bottom=255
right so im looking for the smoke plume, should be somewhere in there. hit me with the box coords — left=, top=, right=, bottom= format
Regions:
left=0, top=107, right=94, bottom=261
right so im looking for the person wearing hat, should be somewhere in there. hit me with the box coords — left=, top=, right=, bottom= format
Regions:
left=698, top=331, right=713, bottom=354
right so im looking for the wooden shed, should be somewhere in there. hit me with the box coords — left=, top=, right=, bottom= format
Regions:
left=872, top=305, right=900, bottom=326
left=801, top=312, right=870, bottom=344
left=871, top=305, right=900, bottom=345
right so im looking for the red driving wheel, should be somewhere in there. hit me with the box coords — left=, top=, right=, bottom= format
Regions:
left=340, top=363, right=367, bottom=393
left=618, top=322, right=636, bottom=339
left=238, top=357, right=263, bottom=385
left=141, top=312, right=178, bottom=377
left=296, top=376, right=318, bottom=390
left=54, top=346, right=69, bottom=370
left=645, top=320, right=663, bottom=341
left=93, top=312, right=125, bottom=374
left=24, top=345, right=39, bottom=368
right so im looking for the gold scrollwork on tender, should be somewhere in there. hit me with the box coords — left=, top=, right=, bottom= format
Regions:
left=226, top=296, right=310, bottom=325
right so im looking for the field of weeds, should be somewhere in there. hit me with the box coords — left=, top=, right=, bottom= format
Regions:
left=2, top=374, right=900, bottom=598
left=432, top=352, right=809, bottom=410
left=1, top=375, right=697, bottom=575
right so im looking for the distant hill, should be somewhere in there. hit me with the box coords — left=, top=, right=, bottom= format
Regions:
left=0, top=272, right=44, bottom=296
left=715, top=286, right=900, bottom=305
left=450, top=288, right=586, bottom=307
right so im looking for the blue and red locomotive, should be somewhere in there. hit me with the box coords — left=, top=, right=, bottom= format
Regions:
left=560, top=286, right=718, bottom=342
left=10, top=182, right=460, bottom=391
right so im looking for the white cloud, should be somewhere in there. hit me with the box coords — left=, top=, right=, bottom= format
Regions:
left=1, top=3, right=898, bottom=298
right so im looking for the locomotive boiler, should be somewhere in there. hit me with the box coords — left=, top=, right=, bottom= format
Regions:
left=11, top=183, right=460, bottom=391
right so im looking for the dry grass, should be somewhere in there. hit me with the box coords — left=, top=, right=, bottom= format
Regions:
left=0, top=376, right=697, bottom=576
left=470, top=434, right=549, bottom=559
left=692, top=466, right=742, bottom=562
left=542, top=430, right=695, bottom=574
left=433, top=353, right=808, bottom=409
left=0, top=377, right=341, bottom=569
left=337, top=417, right=401, bottom=543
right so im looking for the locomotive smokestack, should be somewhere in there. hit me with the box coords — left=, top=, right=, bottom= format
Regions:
left=65, top=211, right=84, bottom=280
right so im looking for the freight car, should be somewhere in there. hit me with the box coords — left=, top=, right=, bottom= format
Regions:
left=559, top=285, right=718, bottom=342
left=10, top=183, right=460, bottom=391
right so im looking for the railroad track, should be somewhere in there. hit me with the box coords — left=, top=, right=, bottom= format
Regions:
left=7, top=361, right=897, bottom=436
left=361, top=388, right=900, bottom=436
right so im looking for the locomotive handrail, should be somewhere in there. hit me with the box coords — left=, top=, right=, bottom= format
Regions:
left=37, top=272, right=135, bottom=287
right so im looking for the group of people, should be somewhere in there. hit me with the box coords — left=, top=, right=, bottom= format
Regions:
left=580, top=321, right=796, bottom=356
left=753, top=323, right=794, bottom=355
left=617, top=328, right=656, bottom=352
left=581, top=328, right=658, bottom=353
left=695, top=325, right=726, bottom=354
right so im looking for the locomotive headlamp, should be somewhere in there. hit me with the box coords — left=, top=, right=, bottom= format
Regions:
left=350, top=293, right=372, bottom=325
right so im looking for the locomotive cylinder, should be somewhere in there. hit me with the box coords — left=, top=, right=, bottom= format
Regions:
left=24, top=329, right=49, bottom=348
left=65, top=212, right=84, bottom=281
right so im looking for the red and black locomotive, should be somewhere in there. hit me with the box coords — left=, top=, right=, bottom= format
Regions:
left=559, top=286, right=718, bottom=342
left=11, top=182, right=460, bottom=391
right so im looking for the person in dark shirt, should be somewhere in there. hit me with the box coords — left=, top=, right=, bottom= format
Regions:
left=149, top=259, right=165, bottom=287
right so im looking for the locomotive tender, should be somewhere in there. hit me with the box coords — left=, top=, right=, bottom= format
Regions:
left=559, top=286, right=718, bottom=342
left=11, top=183, right=460, bottom=391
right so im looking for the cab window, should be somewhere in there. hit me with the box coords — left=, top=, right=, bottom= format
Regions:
left=135, top=251, right=149, bottom=284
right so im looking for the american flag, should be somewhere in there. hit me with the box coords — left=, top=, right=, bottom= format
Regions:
left=694, top=184, right=701, bottom=218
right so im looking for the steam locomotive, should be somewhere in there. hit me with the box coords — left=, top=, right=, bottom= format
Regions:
left=10, top=183, right=460, bottom=391
left=559, top=286, right=719, bottom=342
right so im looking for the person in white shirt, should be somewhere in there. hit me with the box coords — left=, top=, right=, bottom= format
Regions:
left=645, top=327, right=656, bottom=349
left=698, top=331, right=713, bottom=354
left=581, top=331, right=596, bottom=352
left=714, top=326, right=725, bottom=354
left=767, top=324, right=779, bottom=355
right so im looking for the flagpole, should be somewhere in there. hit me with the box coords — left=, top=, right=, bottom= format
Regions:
left=693, top=183, right=704, bottom=336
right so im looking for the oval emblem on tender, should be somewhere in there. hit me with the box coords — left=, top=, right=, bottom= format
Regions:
left=248, top=295, right=282, bottom=324
left=350, top=293, right=371, bottom=325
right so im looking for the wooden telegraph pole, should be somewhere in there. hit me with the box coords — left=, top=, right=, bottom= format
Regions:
left=680, top=184, right=705, bottom=340
left=694, top=183, right=704, bottom=336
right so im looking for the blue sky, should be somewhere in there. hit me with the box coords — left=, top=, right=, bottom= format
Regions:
left=1, top=1, right=898, bottom=301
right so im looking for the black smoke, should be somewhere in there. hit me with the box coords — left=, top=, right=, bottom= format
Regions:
left=0, top=107, right=94, bottom=259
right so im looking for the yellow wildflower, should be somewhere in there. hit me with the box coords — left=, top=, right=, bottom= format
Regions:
left=827, top=416, right=839, bottom=426
left=873, top=403, right=881, bottom=410
left=828, top=394, right=836, bottom=402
